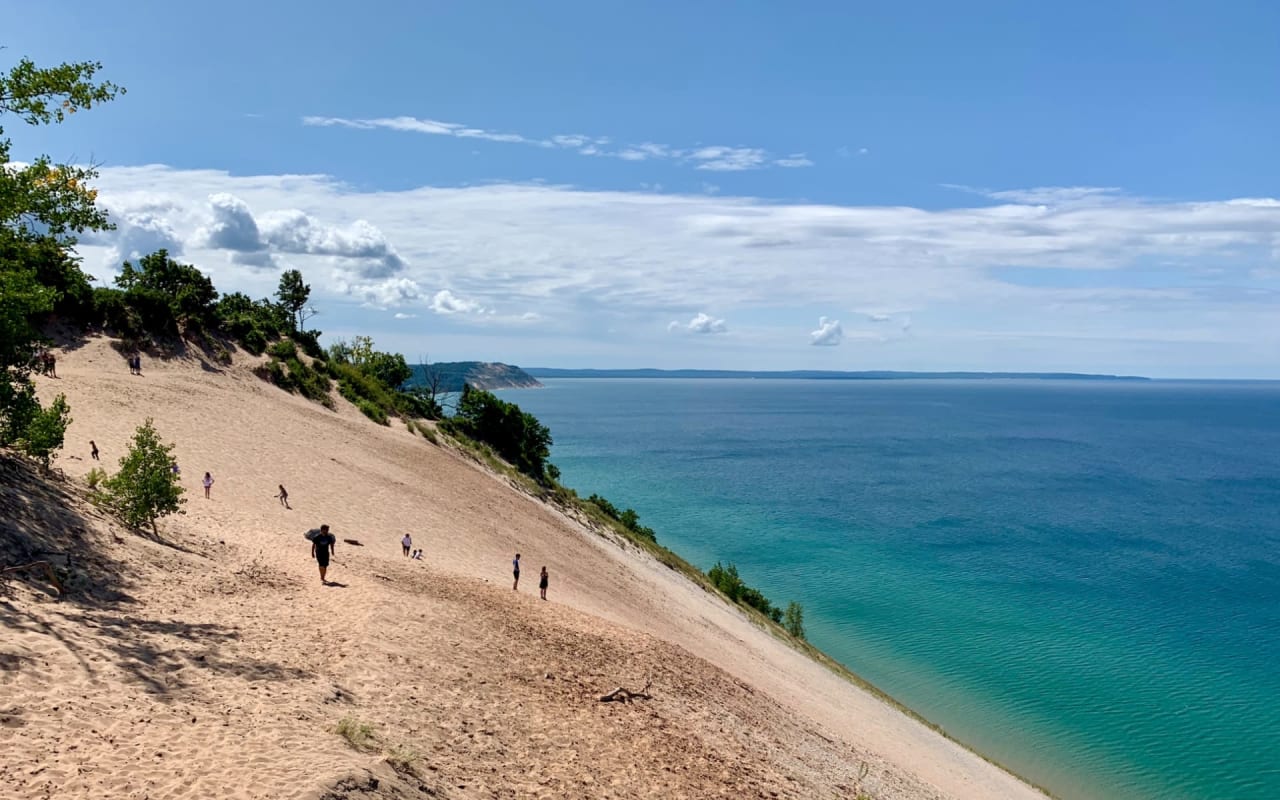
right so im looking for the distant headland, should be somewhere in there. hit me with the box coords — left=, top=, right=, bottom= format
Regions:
left=523, top=368, right=1151, bottom=381
left=413, top=362, right=543, bottom=392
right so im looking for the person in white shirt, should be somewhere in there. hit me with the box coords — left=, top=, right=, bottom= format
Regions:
left=401, top=534, right=412, bottom=557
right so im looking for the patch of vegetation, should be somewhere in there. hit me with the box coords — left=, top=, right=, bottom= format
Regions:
left=321, top=335, right=443, bottom=424
left=708, top=562, right=786, bottom=624
left=16, top=392, right=70, bottom=470
left=383, top=744, right=420, bottom=776
left=355, top=397, right=389, bottom=425
left=253, top=340, right=334, bottom=408
left=84, top=466, right=106, bottom=489
left=1, top=55, right=121, bottom=471
left=783, top=600, right=806, bottom=641
left=443, top=384, right=554, bottom=484
left=335, top=716, right=377, bottom=752
left=585, top=493, right=656, bottom=542
left=266, top=338, right=297, bottom=360
left=97, top=418, right=185, bottom=536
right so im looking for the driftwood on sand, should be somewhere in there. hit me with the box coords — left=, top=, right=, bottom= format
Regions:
left=599, top=680, right=653, bottom=703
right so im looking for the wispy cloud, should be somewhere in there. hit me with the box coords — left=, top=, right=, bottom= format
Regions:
left=943, top=184, right=1125, bottom=207
left=775, top=154, right=815, bottom=168
left=303, top=115, right=811, bottom=172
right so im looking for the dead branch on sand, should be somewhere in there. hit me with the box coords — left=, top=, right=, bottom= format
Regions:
left=599, top=680, right=653, bottom=703
left=2, top=561, right=64, bottom=595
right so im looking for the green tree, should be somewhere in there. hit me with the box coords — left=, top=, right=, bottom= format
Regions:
left=115, top=249, right=218, bottom=334
left=275, top=269, right=312, bottom=332
left=1, top=56, right=120, bottom=451
left=783, top=601, right=806, bottom=640
left=453, top=384, right=554, bottom=482
left=17, top=392, right=70, bottom=470
left=0, top=256, right=53, bottom=444
left=364, top=350, right=411, bottom=389
left=101, top=419, right=185, bottom=536
left=0, top=57, right=123, bottom=244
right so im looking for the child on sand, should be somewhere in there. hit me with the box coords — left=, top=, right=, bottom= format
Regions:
left=277, top=484, right=290, bottom=509
left=202, top=471, right=214, bottom=499
left=401, top=534, right=412, bottom=556
left=512, top=553, right=521, bottom=590
left=411, top=549, right=423, bottom=560
left=539, top=566, right=549, bottom=601
left=90, top=440, right=99, bottom=461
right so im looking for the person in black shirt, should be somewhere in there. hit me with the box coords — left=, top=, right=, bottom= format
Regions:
left=311, top=524, right=336, bottom=584
left=539, top=566, right=549, bottom=601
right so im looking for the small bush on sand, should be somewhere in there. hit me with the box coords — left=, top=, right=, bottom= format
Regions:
left=266, top=338, right=297, bottom=360
left=17, top=392, right=71, bottom=470
left=85, top=466, right=107, bottom=489
left=335, top=716, right=377, bottom=751
left=99, top=419, right=185, bottom=536
left=384, top=744, right=420, bottom=775
left=784, top=601, right=806, bottom=641
left=356, top=398, right=388, bottom=425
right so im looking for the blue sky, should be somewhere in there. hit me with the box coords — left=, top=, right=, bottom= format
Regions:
left=6, top=1, right=1279, bottom=377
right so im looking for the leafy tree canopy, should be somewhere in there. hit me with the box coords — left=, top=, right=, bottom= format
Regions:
left=0, top=57, right=123, bottom=244
left=275, top=268, right=311, bottom=331
left=100, top=419, right=185, bottom=535
left=452, top=384, right=554, bottom=482
left=17, top=391, right=70, bottom=469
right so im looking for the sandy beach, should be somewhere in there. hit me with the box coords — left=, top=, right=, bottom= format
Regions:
left=1, top=336, right=1048, bottom=799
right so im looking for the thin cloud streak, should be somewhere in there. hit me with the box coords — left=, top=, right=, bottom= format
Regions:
left=302, top=115, right=812, bottom=172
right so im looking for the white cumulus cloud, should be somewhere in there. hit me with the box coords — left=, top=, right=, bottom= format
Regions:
left=668, top=312, right=728, bottom=334
left=429, top=289, right=485, bottom=315
left=810, top=317, right=844, bottom=346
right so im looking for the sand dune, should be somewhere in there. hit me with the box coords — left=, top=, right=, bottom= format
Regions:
left=1, top=336, right=1046, bottom=799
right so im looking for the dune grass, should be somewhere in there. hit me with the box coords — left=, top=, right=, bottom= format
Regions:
left=334, top=716, right=377, bottom=752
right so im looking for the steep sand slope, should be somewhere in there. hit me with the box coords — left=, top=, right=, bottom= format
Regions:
left=2, top=337, right=1046, bottom=799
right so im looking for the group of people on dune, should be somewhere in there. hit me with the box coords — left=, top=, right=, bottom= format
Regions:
left=310, top=529, right=550, bottom=599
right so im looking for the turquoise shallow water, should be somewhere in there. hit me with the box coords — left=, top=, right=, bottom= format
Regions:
left=503, top=379, right=1280, bottom=800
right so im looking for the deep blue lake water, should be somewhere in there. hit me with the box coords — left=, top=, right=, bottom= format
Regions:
left=503, top=379, right=1280, bottom=800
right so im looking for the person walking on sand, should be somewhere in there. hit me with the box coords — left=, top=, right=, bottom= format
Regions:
left=277, top=484, right=290, bottom=509
left=202, top=471, right=214, bottom=499
left=90, top=440, right=99, bottom=461
left=401, top=533, right=412, bottom=557
left=539, top=566, right=549, bottom=601
left=311, top=524, right=336, bottom=584
left=512, top=553, right=521, bottom=591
